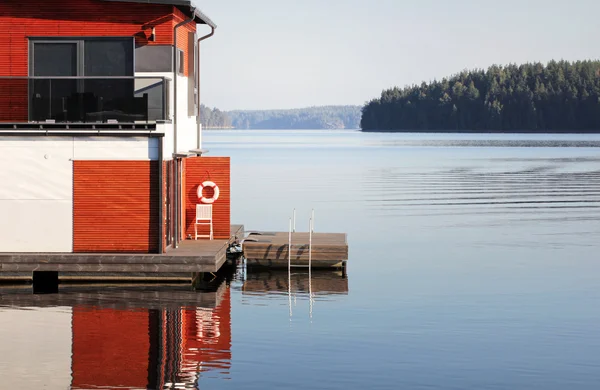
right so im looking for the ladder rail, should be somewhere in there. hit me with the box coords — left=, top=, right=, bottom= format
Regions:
left=287, top=208, right=316, bottom=320
left=288, top=217, right=293, bottom=319
left=309, top=213, right=313, bottom=319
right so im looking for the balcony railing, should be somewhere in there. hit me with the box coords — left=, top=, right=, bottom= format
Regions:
left=0, top=76, right=170, bottom=125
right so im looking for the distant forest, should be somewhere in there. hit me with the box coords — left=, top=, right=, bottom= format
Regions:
left=361, top=60, right=600, bottom=132
left=200, top=105, right=233, bottom=129
left=200, top=105, right=361, bottom=130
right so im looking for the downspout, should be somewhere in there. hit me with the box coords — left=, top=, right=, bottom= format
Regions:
left=172, top=10, right=195, bottom=248
left=196, top=25, right=215, bottom=150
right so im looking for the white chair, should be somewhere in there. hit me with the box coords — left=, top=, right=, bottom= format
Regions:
left=194, top=204, right=213, bottom=240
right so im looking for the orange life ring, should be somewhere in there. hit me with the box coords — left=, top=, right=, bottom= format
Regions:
left=197, top=181, right=220, bottom=204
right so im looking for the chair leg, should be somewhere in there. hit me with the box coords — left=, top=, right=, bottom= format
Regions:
left=210, top=221, right=213, bottom=240
left=194, top=224, right=197, bottom=240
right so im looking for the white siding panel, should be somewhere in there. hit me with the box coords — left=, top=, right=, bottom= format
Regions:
left=73, top=137, right=158, bottom=160
left=0, top=200, right=73, bottom=252
left=0, top=307, right=72, bottom=389
left=0, top=137, right=73, bottom=252
left=177, top=114, right=198, bottom=153
left=176, top=74, right=198, bottom=153
left=157, top=122, right=174, bottom=161
left=0, top=137, right=73, bottom=200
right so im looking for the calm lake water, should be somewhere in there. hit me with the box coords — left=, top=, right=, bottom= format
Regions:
left=2, top=130, right=600, bottom=389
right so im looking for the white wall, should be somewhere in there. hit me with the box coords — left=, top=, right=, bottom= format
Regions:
left=0, top=138, right=73, bottom=252
left=176, top=74, right=199, bottom=153
left=0, top=136, right=158, bottom=253
left=156, top=122, right=174, bottom=160
left=0, top=307, right=72, bottom=389
left=74, top=137, right=158, bottom=160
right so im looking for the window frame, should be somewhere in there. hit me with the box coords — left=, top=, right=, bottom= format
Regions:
left=28, top=36, right=135, bottom=77
left=177, top=48, right=185, bottom=76
left=27, top=37, right=136, bottom=122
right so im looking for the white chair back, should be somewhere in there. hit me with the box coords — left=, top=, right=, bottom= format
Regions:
left=196, top=204, right=212, bottom=220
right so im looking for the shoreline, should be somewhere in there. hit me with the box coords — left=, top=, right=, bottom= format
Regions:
left=361, top=129, right=600, bottom=134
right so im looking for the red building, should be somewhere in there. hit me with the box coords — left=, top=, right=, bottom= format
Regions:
left=0, top=0, right=230, bottom=254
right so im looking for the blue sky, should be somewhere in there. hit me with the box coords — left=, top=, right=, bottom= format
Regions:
left=196, top=0, right=600, bottom=110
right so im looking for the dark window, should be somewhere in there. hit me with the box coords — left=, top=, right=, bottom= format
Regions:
left=84, top=40, right=133, bottom=76
left=32, top=42, right=77, bottom=76
left=30, top=38, right=134, bottom=77
left=177, top=49, right=185, bottom=75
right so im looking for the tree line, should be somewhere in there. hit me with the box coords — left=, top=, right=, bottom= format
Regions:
left=361, top=60, right=600, bottom=132
left=200, top=105, right=361, bottom=130
left=200, top=105, right=233, bottom=129
left=227, top=106, right=361, bottom=129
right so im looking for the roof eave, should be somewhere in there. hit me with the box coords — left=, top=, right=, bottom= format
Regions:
left=191, top=7, right=217, bottom=29
left=99, top=0, right=216, bottom=28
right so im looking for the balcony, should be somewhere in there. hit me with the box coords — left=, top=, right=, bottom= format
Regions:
left=0, top=76, right=170, bottom=130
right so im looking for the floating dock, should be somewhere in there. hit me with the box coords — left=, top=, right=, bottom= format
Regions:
left=0, top=221, right=350, bottom=291
left=0, top=225, right=244, bottom=283
left=242, top=231, right=348, bottom=269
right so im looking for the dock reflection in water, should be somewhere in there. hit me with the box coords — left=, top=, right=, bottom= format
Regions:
left=241, top=270, right=349, bottom=298
left=237, top=268, right=349, bottom=320
left=0, top=281, right=232, bottom=389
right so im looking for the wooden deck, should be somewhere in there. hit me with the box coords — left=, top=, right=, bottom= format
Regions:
left=242, top=231, right=348, bottom=269
left=0, top=225, right=244, bottom=281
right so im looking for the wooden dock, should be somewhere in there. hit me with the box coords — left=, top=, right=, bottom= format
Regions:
left=0, top=225, right=244, bottom=282
left=242, top=231, right=348, bottom=269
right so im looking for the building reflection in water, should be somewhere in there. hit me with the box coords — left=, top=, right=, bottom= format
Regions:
left=0, top=279, right=232, bottom=390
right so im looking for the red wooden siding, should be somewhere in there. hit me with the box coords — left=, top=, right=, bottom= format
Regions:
left=73, top=161, right=159, bottom=253
left=72, top=308, right=151, bottom=389
left=0, top=0, right=196, bottom=120
left=0, top=79, right=27, bottom=122
left=185, top=157, right=231, bottom=240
